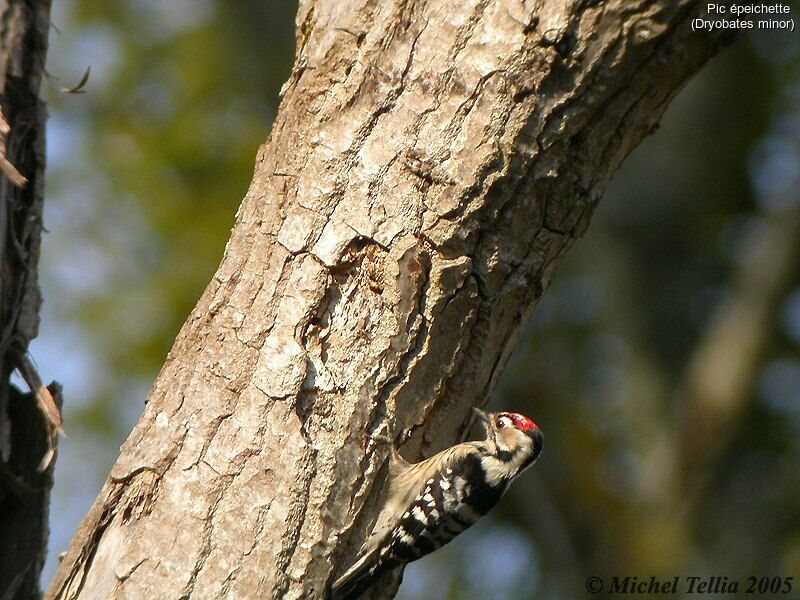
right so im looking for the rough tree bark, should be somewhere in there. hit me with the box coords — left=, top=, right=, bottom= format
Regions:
left=49, top=2, right=733, bottom=598
left=0, top=1, right=56, bottom=599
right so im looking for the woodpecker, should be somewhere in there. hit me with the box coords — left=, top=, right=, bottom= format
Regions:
left=330, top=407, right=543, bottom=600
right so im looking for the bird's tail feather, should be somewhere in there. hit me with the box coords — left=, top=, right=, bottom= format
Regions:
left=330, top=548, right=390, bottom=600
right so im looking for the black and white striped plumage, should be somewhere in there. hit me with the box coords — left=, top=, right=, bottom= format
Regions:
left=331, top=408, right=543, bottom=600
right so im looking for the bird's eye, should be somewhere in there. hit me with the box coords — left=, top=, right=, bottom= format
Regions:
left=496, top=419, right=505, bottom=429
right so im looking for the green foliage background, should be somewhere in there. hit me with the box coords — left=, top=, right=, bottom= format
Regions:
left=35, top=2, right=800, bottom=597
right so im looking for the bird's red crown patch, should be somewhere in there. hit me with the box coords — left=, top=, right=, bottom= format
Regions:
left=509, top=413, right=538, bottom=432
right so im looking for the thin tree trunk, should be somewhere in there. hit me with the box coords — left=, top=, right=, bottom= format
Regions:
left=678, top=201, right=800, bottom=483
left=49, top=2, right=732, bottom=598
left=0, top=1, right=54, bottom=598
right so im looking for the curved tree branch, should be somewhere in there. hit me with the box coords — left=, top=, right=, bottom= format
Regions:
left=49, top=1, right=733, bottom=598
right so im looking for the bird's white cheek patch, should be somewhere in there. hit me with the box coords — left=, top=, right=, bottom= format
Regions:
left=482, top=458, right=510, bottom=487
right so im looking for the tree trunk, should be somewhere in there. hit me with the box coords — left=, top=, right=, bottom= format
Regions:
left=0, top=1, right=54, bottom=599
left=49, top=2, right=732, bottom=598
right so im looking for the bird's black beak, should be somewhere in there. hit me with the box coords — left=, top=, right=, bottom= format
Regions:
left=472, top=407, right=496, bottom=447
left=472, top=407, right=491, bottom=425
